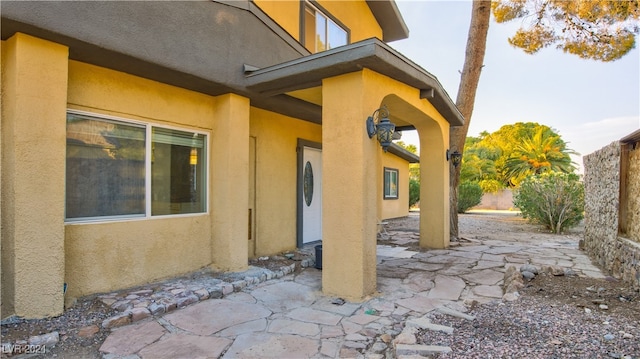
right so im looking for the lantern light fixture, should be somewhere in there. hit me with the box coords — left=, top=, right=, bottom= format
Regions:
left=447, top=149, right=462, bottom=167
left=366, top=105, right=396, bottom=152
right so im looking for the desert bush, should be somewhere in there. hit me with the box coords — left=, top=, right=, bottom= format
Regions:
left=479, top=179, right=502, bottom=193
left=513, top=172, right=584, bottom=233
left=409, top=178, right=420, bottom=208
left=458, top=181, right=483, bottom=213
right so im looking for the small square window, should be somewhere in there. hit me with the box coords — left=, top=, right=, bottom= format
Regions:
left=384, top=167, right=399, bottom=200
left=303, top=2, right=348, bottom=53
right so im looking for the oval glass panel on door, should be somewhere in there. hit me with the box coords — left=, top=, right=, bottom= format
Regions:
left=302, top=147, right=322, bottom=244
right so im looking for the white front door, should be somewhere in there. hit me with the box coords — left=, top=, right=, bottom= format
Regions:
left=302, top=147, right=322, bottom=244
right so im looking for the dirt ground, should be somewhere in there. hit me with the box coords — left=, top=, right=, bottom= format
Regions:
left=1, top=212, right=638, bottom=358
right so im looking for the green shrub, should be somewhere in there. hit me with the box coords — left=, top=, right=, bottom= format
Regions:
left=513, top=172, right=584, bottom=233
left=458, top=181, right=483, bottom=213
left=478, top=179, right=502, bottom=193
left=409, top=178, right=420, bottom=208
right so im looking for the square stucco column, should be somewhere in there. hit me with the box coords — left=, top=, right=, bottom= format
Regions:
left=321, top=72, right=379, bottom=300
left=210, top=94, right=249, bottom=272
left=1, top=34, right=68, bottom=318
left=418, top=128, right=450, bottom=249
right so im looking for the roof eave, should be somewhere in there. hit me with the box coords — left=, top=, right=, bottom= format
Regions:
left=245, top=38, right=464, bottom=127
left=620, top=128, right=640, bottom=144
left=366, top=0, right=409, bottom=42
left=388, top=143, right=420, bottom=163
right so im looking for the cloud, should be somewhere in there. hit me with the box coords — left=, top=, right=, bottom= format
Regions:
left=563, top=116, right=640, bottom=156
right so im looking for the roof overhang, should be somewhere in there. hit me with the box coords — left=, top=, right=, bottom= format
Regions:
left=388, top=143, right=420, bottom=163
left=620, top=128, right=640, bottom=144
left=245, top=38, right=464, bottom=127
left=366, top=0, right=409, bottom=42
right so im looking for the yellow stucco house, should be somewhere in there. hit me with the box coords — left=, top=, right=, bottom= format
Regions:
left=0, top=0, right=463, bottom=319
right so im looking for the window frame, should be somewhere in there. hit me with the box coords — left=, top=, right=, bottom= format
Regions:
left=300, top=0, right=350, bottom=53
left=383, top=167, right=399, bottom=200
left=65, top=109, right=209, bottom=224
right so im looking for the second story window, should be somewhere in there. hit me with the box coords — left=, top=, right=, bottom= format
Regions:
left=303, top=2, right=348, bottom=53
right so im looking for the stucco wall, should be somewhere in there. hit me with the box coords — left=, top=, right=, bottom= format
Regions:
left=1, top=34, right=68, bottom=318
left=380, top=151, right=410, bottom=220
left=64, top=61, right=217, bottom=298
left=583, top=141, right=640, bottom=289
left=320, top=0, right=382, bottom=42
left=254, top=0, right=382, bottom=47
left=249, top=107, right=322, bottom=256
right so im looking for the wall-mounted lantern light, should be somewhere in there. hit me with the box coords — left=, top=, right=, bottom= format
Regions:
left=366, top=105, right=396, bottom=152
left=447, top=149, right=462, bottom=167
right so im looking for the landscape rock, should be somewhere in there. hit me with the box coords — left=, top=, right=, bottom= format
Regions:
left=148, top=302, right=165, bottom=316
left=130, top=307, right=151, bottom=322
left=102, top=313, right=131, bottom=329
left=28, top=332, right=59, bottom=347
left=564, top=268, right=577, bottom=276
left=371, top=341, right=387, bottom=353
left=176, top=294, right=199, bottom=308
left=522, top=271, right=536, bottom=280
left=502, top=292, right=520, bottom=302
left=520, top=264, right=539, bottom=274
left=77, top=325, right=99, bottom=338
left=548, top=266, right=565, bottom=276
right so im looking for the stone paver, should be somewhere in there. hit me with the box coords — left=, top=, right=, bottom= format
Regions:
left=164, top=299, right=271, bottom=336
left=396, top=296, right=446, bottom=313
left=92, top=213, right=607, bottom=359
left=461, top=268, right=504, bottom=285
left=222, top=333, right=319, bottom=358
left=99, top=320, right=165, bottom=356
left=250, top=281, right=318, bottom=312
left=267, top=319, right=320, bottom=336
left=471, top=285, right=504, bottom=298
left=427, top=275, right=466, bottom=300
left=286, top=307, right=342, bottom=326
left=138, top=334, right=232, bottom=359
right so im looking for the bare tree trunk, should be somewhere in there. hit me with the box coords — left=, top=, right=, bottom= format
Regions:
left=450, top=0, right=491, bottom=240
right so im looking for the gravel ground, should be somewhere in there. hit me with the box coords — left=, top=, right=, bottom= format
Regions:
left=394, top=211, right=639, bottom=359
left=417, top=273, right=640, bottom=358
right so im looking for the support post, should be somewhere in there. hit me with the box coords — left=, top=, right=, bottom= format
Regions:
left=1, top=34, right=68, bottom=318
left=210, top=94, right=250, bottom=271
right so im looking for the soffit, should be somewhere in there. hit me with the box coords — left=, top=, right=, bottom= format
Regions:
left=388, top=143, right=420, bottom=163
left=246, top=38, right=464, bottom=127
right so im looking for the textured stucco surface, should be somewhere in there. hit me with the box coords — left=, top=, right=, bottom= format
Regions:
left=65, top=60, right=218, bottom=298
left=380, top=151, right=411, bottom=220
left=210, top=94, right=250, bottom=272
left=583, top=141, right=639, bottom=289
left=1, top=34, right=68, bottom=318
left=322, top=71, right=380, bottom=300
left=250, top=108, right=322, bottom=256
left=254, top=0, right=383, bottom=48
left=321, top=69, right=450, bottom=300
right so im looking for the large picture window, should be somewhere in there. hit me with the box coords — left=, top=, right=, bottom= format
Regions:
left=303, top=2, right=348, bottom=53
left=66, top=111, right=207, bottom=221
left=384, top=167, right=399, bottom=200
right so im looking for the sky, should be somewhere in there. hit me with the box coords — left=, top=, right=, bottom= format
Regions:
left=389, top=1, right=640, bottom=172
